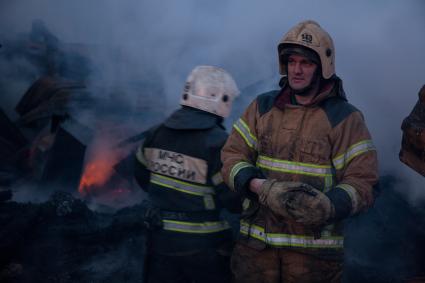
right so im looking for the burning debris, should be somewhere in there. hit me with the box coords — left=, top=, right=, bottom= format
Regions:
left=0, top=20, right=164, bottom=205
left=78, top=127, right=141, bottom=209
left=0, top=20, right=166, bottom=281
left=15, top=76, right=87, bottom=129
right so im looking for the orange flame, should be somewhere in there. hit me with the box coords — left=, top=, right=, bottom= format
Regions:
left=78, top=131, right=123, bottom=196
left=78, top=123, right=138, bottom=200
left=78, top=158, right=114, bottom=196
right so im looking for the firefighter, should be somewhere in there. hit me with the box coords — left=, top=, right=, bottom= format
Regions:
left=221, top=20, right=379, bottom=283
left=134, top=65, right=240, bottom=283
left=400, top=84, right=425, bottom=176
left=400, top=85, right=425, bottom=283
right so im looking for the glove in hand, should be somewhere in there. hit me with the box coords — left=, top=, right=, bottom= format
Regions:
left=259, top=180, right=334, bottom=226
left=284, top=185, right=334, bottom=226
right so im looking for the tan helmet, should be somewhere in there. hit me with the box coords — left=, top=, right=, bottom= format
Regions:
left=278, top=20, right=335, bottom=79
left=180, top=65, right=239, bottom=118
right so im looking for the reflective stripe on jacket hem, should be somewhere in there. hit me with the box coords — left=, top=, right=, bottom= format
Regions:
left=256, top=155, right=333, bottom=177
left=333, top=140, right=376, bottom=170
left=240, top=221, right=343, bottom=249
left=162, top=219, right=230, bottom=234
left=150, top=173, right=214, bottom=196
left=233, top=118, right=257, bottom=150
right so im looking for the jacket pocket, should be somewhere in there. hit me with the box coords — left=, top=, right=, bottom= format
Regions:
left=297, top=138, right=330, bottom=164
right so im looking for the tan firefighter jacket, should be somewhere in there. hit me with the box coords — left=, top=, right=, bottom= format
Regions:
left=221, top=77, right=379, bottom=257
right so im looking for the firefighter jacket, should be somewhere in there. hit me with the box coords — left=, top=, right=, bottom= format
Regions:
left=221, top=77, right=379, bottom=258
left=134, top=106, right=239, bottom=255
left=400, top=84, right=425, bottom=176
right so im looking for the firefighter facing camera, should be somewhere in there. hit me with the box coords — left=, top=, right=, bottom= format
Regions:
left=221, top=20, right=379, bottom=283
left=134, top=65, right=241, bottom=283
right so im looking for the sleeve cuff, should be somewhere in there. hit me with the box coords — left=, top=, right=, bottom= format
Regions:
left=233, top=166, right=264, bottom=196
left=326, top=187, right=353, bottom=221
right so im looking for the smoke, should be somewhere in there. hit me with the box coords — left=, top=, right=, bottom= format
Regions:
left=0, top=49, right=41, bottom=120
left=11, top=182, right=51, bottom=203
left=1, top=1, right=424, bottom=197
left=1, top=1, right=424, bottom=281
left=78, top=121, right=146, bottom=211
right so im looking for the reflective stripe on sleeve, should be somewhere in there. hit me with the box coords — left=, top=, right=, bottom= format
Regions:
left=162, top=219, right=230, bottom=234
left=256, top=155, right=333, bottom=177
left=229, top=161, right=256, bottom=190
left=332, top=140, right=376, bottom=170
left=233, top=118, right=257, bottom=150
left=150, top=173, right=215, bottom=196
left=335, top=183, right=360, bottom=214
left=240, top=221, right=343, bottom=249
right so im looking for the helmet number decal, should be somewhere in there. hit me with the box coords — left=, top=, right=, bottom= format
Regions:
left=301, top=33, right=313, bottom=44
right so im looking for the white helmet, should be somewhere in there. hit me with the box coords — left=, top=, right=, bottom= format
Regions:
left=180, top=65, right=239, bottom=118
left=278, top=20, right=336, bottom=79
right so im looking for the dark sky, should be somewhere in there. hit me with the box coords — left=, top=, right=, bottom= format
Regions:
left=1, top=0, right=424, bottom=200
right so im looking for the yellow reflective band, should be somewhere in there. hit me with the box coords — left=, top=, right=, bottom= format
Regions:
left=150, top=173, right=215, bottom=196
left=256, top=155, right=333, bottom=177
left=136, top=146, right=147, bottom=166
left=333, top=140, right=376, bottom=170
left=229, top=161, right=256, bottom=189
left=336, top=183, right=360, bottom=214
left=162, top=219, right=230, bottom=234
left=211, top=172, right=223, bottom=186
left=240, top=221, right=343, bottom=249
left=324, top=175, right=334, bottom=192
left=233, top=118, right=257, bottom=150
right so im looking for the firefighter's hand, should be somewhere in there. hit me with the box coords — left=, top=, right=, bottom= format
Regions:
left=258, top=179, right=307, bottom=214
left=284, top=186, right=335, bottom=227
left=249, top=178, right=266, bottom=195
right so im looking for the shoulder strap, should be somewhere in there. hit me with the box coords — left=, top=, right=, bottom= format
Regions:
left=320, top=97, right=359, bottom=128
left=256, top=90, right=280, bottom=116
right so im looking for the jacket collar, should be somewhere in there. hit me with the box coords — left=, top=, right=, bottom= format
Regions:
left=276, top=76, right=346, bottom=109
left=164, top=106, right=223, bottom=130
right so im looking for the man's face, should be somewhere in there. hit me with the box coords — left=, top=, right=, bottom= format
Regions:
left=287, top=54, right=318, bottom=91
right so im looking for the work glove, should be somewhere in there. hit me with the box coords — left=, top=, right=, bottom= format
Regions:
left=258, top=179, right=309, bottom=218
left=259, top=180, right=334, bottom=226
left=284, top=185, right=335, bottom=226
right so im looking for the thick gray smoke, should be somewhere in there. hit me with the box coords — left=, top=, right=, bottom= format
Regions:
left=1, top=0, right=424, bottom=199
